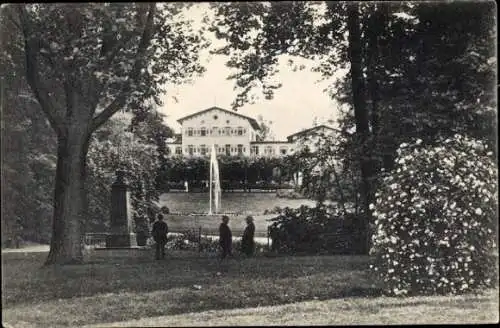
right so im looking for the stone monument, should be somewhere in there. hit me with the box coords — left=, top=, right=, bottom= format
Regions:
left=105, top=170, right=137, bottom=247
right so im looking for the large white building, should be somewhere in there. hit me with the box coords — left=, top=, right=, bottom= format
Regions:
left=166, top=106, right=338, bottom=158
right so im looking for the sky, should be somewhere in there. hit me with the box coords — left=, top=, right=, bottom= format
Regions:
left=157, top=4, right=346, bottom=141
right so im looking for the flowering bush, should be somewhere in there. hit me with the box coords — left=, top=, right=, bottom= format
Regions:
left=370, top=135, right=498, bottom=296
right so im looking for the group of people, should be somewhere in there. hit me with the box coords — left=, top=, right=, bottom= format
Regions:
left=218, top=215, right=256, bottom=259
left=150, top=213, right=256, bottom=260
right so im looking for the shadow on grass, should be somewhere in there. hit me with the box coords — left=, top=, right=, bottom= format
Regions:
left=2, top=250, right=373, bottom=310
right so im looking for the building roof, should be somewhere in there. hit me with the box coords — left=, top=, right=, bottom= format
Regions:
left=177, top=106, right=261, bottom=131
left=286, top=125, right=339, bottom=141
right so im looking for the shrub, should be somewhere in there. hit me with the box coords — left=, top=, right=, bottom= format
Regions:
left=370, top=135, right=498, bottom=296
left=276, top=189, right=304, bottom=199
left=268, top=205, right=366, bottom=255
left=166, top=231, right=199, bottom=251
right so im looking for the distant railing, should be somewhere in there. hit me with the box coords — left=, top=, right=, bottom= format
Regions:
left=83, top=233, right=108, bottom=249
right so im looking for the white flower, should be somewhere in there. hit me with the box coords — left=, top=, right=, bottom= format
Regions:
left=475, top=208, right=483, bottom=215
left=415, top=139, right=423, bottom=145
left=369, top=203, right=375, bottom=210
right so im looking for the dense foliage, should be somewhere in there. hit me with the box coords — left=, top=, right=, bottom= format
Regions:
left=159, top=155, right=295, bottom=191
left=210, top=3, right=497, bottom=257
left=370, top=135, right=498, bottom=296
left=268, top=205, right=366, bottom=255
left=1, top=84, right=56, bottom=246
left=87, top=116, right=161, bottom=235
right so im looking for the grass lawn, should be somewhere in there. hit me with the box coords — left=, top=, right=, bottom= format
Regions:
left=88, top=290, right=499, bottom=327
left=158, top=192, right=316, bottom=215
left=159, top=192, right=316, bottom=237
left=3, top=250, right=498, bottom=327
left=165, top=213, right=275, bottom=238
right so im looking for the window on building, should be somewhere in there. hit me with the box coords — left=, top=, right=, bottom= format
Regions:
left=237, top=127, right=244, bottom=136
left=280, top=147, right=287, bottom=155
left=212, top=127, right=218, bottom=135
left=200, top=145, right=207, bottom=155
left=201, top=127, right=207, bottom=137
left=175, top=146, right=182, bottom=155
left=225, top=144, right=231, bottom=156
left=187, top=128, right=193, bottom=137
left=251, top=145, right=259, bottom=155
left=265, top=146, right=273, bottom=155
left=188, top=145, right=194, bottom=155
left=225, top=127, right=231, bottom=135
left=237, top=144, right=244, bottom=154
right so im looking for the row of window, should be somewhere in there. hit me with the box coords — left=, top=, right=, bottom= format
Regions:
left=173, top=145, right=291, bottom=156
left=251, top=145, right=289, bottom=155
left=180, top=144, right=247, bottom=155
left=185, top=126, right=247, bottom=137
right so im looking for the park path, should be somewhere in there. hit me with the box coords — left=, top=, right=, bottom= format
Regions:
left=1, top=244, right=49, bottom=253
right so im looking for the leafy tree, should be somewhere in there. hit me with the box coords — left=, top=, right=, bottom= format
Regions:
left=2, top=3, right=206, bottom=264
left=1, top=16, right=57, bottom=246
left=86, top=117, right=160, bottom=235
left=255, top=114, right=275, bottom=141
left=129, top=108, right=174, bottom=191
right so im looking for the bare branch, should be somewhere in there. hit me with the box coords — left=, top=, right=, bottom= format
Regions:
left=90, top=3, right=156, bottom=132
left=17, top=4, right=65, bottom=137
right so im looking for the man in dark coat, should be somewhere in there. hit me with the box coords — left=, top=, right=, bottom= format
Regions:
left=152, top=214, right=169, bottom=260
left=219, top=215, right=232, bottom=259
left=241, top=216, right=255, bottom=257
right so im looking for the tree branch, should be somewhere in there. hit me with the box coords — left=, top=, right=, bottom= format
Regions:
left=90, top=3, right=156, bottom=133
left=89, top=33, right=136, bottom=117
left=17, top=4, right=65, bottom=137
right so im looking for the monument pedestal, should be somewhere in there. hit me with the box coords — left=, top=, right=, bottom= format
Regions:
left=105, top=233, right=137, bottom=248
left=105, top=170, right=138, bottom=248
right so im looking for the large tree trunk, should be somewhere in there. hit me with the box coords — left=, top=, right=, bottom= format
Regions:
left=347, top=4, right=373, bottom=254
left=45, top=128, right=90, bottom=265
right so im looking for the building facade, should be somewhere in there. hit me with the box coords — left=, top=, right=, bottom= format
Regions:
left=166, top=106, right=337, bottom=158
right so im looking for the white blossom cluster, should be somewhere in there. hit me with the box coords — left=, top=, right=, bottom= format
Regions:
left=369, top=135, right=498, bottom=296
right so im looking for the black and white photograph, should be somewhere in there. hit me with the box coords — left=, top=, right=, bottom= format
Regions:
left=1, top=1, right=498, bottom=326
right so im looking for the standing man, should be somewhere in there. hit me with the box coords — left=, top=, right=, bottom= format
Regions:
left=152, top=214, right=169, bottom=260
left=219, top=215, right=232, bottom=259
left=241, top=216, right=255, bottom=257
